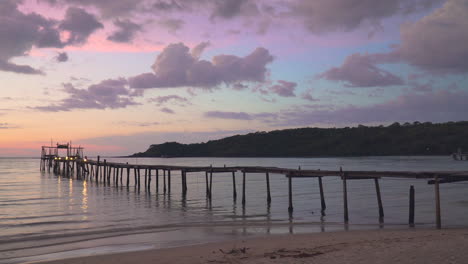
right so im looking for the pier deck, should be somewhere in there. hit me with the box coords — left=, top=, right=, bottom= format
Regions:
left=41, top=153, right=468, bottom=230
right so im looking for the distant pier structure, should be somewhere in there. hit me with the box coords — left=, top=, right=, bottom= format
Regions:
left=452, top=148, right=468, bottom=161
left=39, top=143, right=468, bottom=230
left=40, top=142, right=85, bottom=174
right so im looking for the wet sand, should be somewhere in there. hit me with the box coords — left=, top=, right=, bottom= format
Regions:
left=36, top=228, right=468, bottom=264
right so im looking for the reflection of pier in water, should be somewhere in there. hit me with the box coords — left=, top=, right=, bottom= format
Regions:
left=40, top=146, right=468, bottom=230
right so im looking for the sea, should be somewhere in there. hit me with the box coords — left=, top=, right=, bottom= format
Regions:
left=1, top=156, right=468, bottom=263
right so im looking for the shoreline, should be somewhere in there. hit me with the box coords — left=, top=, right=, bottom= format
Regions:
left=27, top=228, right=468, bottom=264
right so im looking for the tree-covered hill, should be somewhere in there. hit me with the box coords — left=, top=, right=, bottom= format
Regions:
left=131, top=121, right=468, bottom=157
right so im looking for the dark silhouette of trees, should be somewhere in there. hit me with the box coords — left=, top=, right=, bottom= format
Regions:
left=132, top=121, right=468, bottom=157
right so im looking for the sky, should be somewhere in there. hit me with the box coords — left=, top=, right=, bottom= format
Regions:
left=1, top=0, right=468, bottom=156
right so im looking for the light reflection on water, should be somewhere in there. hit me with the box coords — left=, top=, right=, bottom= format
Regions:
left=0, top=156, right=467, bottom=262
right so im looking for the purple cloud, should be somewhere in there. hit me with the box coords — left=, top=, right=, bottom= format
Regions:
left=289, top=0, right=442, bottom=33
left=158, top=18, right=185, bottom=33
left=59, top=7, right=103, bottom=45
left=301, top=90, right=318, bottom=101
left=161, top=107, right=175, bottom=114
left=44, top=0, right=143, bottom=18
left=0, top=123, right=18, bottom=129
left=318, top=53, right=404, bottom=87
left=148, top=95, right=189, bottom=106
left=204, top=111, right=252, bottom=120
left=397, top=0, right=468, bottom=73
left=107, top=19, right=142, bottom=43
left=128, top=43, right=274, bottom=89
left=56, top=52, right=69, bottom=62
left=0, top=0, right=63, bottom=74
left=268, top=80, right=297, bottom=97
left=210, top=0, right=259, bottom=19
left=34, top=78, right=140, bottom=111
left=191, top=41, right=210, bottom=58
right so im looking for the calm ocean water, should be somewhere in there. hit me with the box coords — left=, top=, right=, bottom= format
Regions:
left=1, top=156, right=468, bottom=263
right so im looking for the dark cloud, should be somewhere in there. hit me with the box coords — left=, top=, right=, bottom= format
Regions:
left=301, top=90, right=317, bottom=101
left=43, top=0, right=143, bottom=18
left=59, top=7, right=103, bottom=45
left=0, top=61, right=44, bottom=75
left=210, top=0, right=258, bottom=19
left=152, top=0, right=185, bottom=12
left=289, top=0, right=443, bottom=33
left=107, top=19, right=142, bottom=43
left=396, top=0, right=468, bottom=73
left=0, top=123, right=16, bottom=129
left=0, top=0, right=63, bottom=74
left=268, top=80, right=297, bottom=97
left=158, top=18, right=185, bottom=33
left=129, top=43, right=274, bottom=89
left=191, top=41, right=210, bottom=58
left=318, top=53, right=404, bottom=87
left=148, top=95, right=189, bottom=106
left=204, top=111, right=253, bottom=120
left=56, top=52, right=69, bottom=62
left=161, top=107, right=175, bottom=114
left=34, top=78, right=139, bottom=112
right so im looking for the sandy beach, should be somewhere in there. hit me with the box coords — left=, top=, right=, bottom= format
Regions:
left=36, top=228, right=468, bottom=264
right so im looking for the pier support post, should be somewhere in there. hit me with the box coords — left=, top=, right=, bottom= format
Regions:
left=209, top=169, right=213, bottom=199
left=168, top=170, right=171, bottom=194
left=266, top=172, right=271, bottom=205
left=434, top=176, right=441, bottom=229
left=374, top=178, right=384, bottom=219
left=318, top=177, right=326, bottom=211
left=288, top=174, right=293, bottom=213
left=148, top=169, right=151, bottom=191
left=205, top=171, right=209, bottom=197
left=156, top=169, right=159, bottom=192
left=144, top=169, right=148, bottom=189
left=342, top=169, right=349, bottom=223
left=134, top=168, right=137, bottom=187
left=126, top=166, right=130, bottom=187
left=232, top=172, right=237, bottom=200
left=163, top=170, right=166, bottom=194
left=409, top=185, right=415, bottom=226
left=137, top=169, right=141, bottom=190
left=103, top=160, right=107, bottom=184
left=242, top=171, right=246, bottom=206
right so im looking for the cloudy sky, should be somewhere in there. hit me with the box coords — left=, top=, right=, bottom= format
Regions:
left=1, top=0, right=467, bottom=156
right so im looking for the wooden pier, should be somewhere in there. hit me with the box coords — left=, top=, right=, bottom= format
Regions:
left=40, top=146, right=468, bottom=229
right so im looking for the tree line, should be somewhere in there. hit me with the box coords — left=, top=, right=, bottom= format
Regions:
left=131, top=121, right=468, bottom=157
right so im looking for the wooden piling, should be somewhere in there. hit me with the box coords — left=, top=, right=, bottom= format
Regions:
left=232, top=171, right=237, bottom=200
left=242, top=171, right=246, bottom=206
left=168, top=170, right=171, bottom=193
left=288, top=174, right=293, bottom=213
left=134, top=168, right=137, bottom=186
left=409, top=185, right=415, bottom=225
left=137, top=169, right=141, bottom=190
left=318, top=177, right=326, bottom=211
left=148, top=169, right=151, bottom=191
left=156, top=169, right=159, bottom=192
left=435, top=176, right=441, bottom=229
left=144, top=169, right=148, bottom=188
left=342, top=169, right=349, bottom=223
left=266, top=172, right=271, bottom=204
left=209, top=169, right=213, bottom=199
left=163, top=170, right=166, bottom=194
left=205, top=171, right=209, bottom=197
left=126, top=167, right=130, bottom=186
left=374, top=178, right=384, bottom=219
